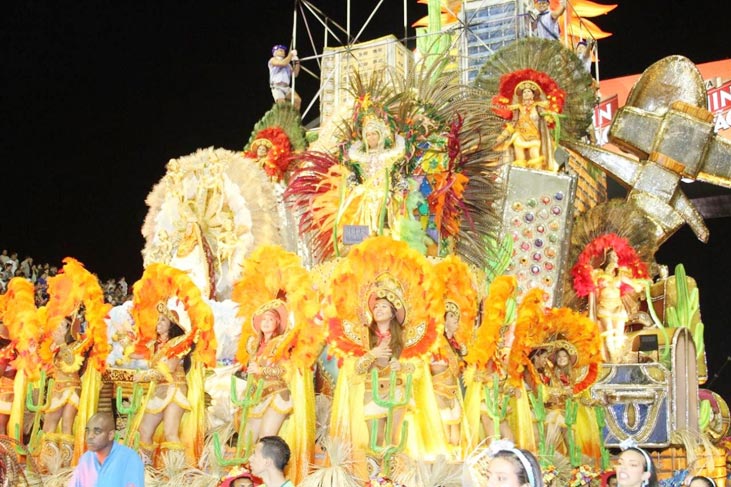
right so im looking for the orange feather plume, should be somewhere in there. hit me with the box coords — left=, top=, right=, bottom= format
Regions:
left=131, top=263, right=216, bottom=367
left=324, top=236, right=444, bottom=361
left=0, top=278, right=44, bottom=380
left=231, top=245, right=324, bottom=369
left=44, top=258, right=112, bottom=372
left=465, top=275, right=516, bottom=369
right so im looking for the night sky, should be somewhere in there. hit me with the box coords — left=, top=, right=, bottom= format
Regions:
left=2, top=2, right=729, bottom=395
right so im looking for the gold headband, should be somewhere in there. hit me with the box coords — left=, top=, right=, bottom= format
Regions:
left=156, top=301, right=179, bottom=325
left=445, top=300, right=460, bottom=316
left=515, top=80, right=542, bottom=96
left=253, top=299, right=286, bottom=318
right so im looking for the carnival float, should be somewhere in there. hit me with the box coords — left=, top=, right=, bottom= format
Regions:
left=1, top=1, right=731, bottom=486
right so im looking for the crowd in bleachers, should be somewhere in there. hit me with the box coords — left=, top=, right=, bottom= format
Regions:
left=0, top=249, right=130, bottom=306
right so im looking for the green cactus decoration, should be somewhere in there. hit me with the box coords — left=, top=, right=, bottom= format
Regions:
left=25, top=371, right=52, bottom=455
left=564, top=398, right=581, bottom=466
left=115, top=384, right=143, bottom=445
left=644, top=284, right=672, bottom=363
left=646, top=264, right=706, bottom=362
left=699, top=399, right=712, bottom=432
left=528, top=385, right=553, bottom=467
left=12, top=424, right=29, bottom=455
left=213, top=430, right=248, bottom=467
left=213, top=375, right=264, bottom=467
left=665, top=264, right=705, bottom=358
left=368, top=369, right=413, bottom=476
left=483, top=373, right=510, bottom=439
left=594, top=406, right=610, bottom=471
left=232, top=376, right=264, bottom=459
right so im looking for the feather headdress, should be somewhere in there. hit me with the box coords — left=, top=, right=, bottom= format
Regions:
left=43, top=257, right=112, bottom=372
left=475, top=37, right=596, bottom=140
left=324, top=236, right=444, bottom=361
left=0, top=278, right=44, bottom=380
left=130, top=263, right=216, bottom=366
left=231, top=244, right=323, bottom=369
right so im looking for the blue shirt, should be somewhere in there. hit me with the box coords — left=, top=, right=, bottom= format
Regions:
left=68, top=442, right=145, bottom=487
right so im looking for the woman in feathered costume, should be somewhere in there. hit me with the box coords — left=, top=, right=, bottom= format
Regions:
left=0, top=278, right=45, bottom=447
left=462, top=275, right=522, bottom=452
left=243, top=104, right=309, bottom=256
left=285, top=56, right=504, bottom=268
left=476, top=37, right=596, bottom=173
left=126, top=263, right=216, bottom=467
left=325, top=236, right=448, bottom=479
left=567, top=200, right=657, bottom=363
left=38, top=257, right=111, bottom=469
left=430, top=256, right=478, bottom=453
left=507, top=288, right=603, bottom=462
left=0, top=322, right=15, bottom=436
left=231, top=245, right=322, bottom=484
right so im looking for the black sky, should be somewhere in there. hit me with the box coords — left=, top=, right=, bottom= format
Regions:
left=2, top=1, right=729, bottom=395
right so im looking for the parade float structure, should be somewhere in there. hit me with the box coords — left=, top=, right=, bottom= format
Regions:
left=2, top=1, right=731, bottom=487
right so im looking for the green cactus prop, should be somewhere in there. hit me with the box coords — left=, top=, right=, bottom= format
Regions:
left=214, top=375, right=264, bottom=467
left=368, top=369, right=413, bottom=476
left=528, top=385, right=553, bottom=467
left=115, top=383, right=143, bottom=446
left=25, top=371, right=52, bottom=455
left=564, top=398, right=581, bottom=466
left=594, top=406, right=611, bottom=471
left=483, top=373, right=509, bottom=440
left=665, top=264, right=705, bottom=358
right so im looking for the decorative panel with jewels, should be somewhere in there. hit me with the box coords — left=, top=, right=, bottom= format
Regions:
left=500, top=166, right=577, bottom=306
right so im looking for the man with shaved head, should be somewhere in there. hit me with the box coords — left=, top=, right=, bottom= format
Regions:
left=68, top=412, right=145, bottom=487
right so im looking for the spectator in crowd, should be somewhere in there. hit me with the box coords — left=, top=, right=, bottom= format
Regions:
left=249, top=436, right=293, bottom=487
left=68, top=412, right=145, bottom=487
left=0, top=249, right=130, bottom=306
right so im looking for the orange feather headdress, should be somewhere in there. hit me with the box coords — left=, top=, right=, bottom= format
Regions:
left=43, top=257, right=112, bottom=372
left=131, top=263, right=216, bottom=367
left=324, top=236, right=444, bottom=361
left=231, top=245, right=323, bottom=369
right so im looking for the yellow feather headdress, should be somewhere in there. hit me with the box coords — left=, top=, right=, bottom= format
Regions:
left=231, top=245, right=324, bottom=369
left=325, top=236, right=445, bottom=360
left=131, top=263, right=216, bottom=366
left=44, top=257, right=112, bottom=372
left=0, top=278, right=44, bottom=380
left=433, top=255, right=479, bottom=348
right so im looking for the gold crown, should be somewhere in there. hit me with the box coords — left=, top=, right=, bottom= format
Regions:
left=445, top=300, right=460, bottom=316
left=514, top=80, right=542, bottom=96
left=367, top=273, right=406, bottom=325
left=253, top=299, right=286, bottom=317
left=250, top=138, right=274, bottom=151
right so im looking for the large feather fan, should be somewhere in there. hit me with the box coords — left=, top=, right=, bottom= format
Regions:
left=142, top=147, right=282, bottom=300
left=286, top=53, right=506, bottom=268
left=324, top=236, right=445, bottom=361
left=475, top=37, right=596, bottom=140
left=563, top=198, right=658, bottom=309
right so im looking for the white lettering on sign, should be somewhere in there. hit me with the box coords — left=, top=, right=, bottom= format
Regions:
left=708, top=81, right=731, bottom=113
left=714, top=110, right=731, bottom=132
left=595, top=125, right=610, bottom=146
left=593, top=95, right=618, bottom=128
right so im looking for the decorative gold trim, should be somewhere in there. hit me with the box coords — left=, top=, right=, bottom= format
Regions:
left=404, top=321, right=426, bottom=348
left=343, top=320, right=363, bottom=346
